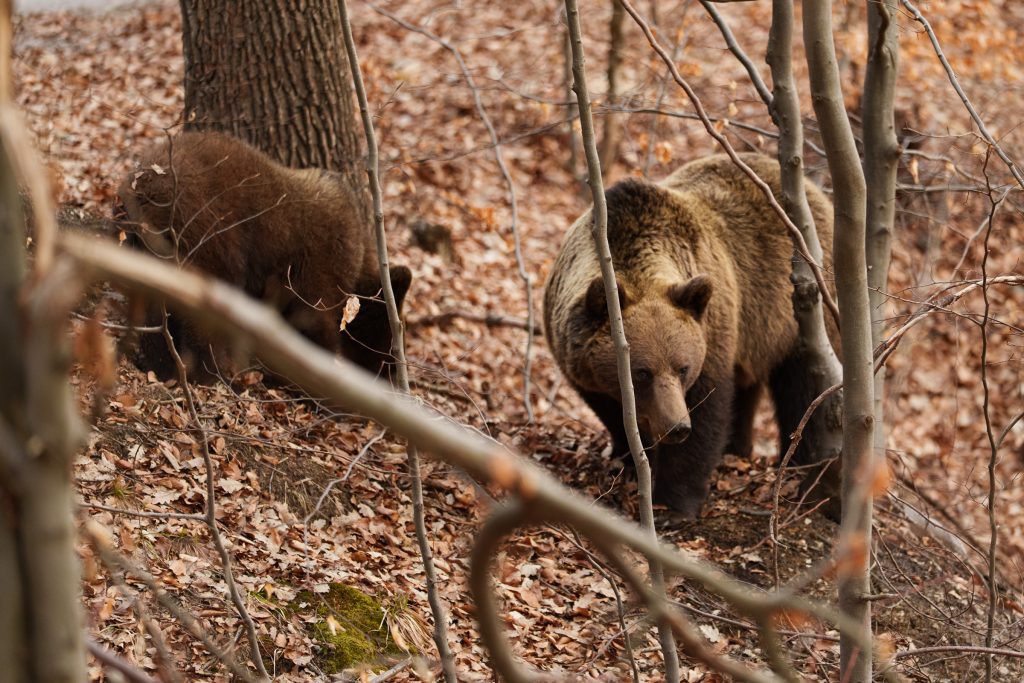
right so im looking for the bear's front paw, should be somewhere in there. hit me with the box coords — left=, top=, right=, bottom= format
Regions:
left=652, top=484, right=707, bottom=521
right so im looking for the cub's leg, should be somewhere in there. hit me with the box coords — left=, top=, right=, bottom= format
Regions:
left=133, top=306, right=214, bottom=383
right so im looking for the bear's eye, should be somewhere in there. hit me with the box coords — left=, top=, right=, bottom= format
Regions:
left=632, top=368, right=653, bottom=387
left=677, top=366, right=690, bottom=381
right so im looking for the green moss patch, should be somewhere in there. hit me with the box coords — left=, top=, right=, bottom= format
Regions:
left=295, top=583, right=404, bottom=674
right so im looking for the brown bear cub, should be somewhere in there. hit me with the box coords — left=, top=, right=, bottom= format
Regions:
left=544, top=153, right=835, bottom=519
left=118, top=131, right=412, bottom=382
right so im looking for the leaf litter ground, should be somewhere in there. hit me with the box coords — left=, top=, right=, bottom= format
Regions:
left=13, top=0, right=1024, bottom=680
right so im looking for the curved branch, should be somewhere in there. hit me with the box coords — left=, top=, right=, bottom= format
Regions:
left=899, top=0, right=1024, bottom=190
left=63, top=234, right=887, bottom=674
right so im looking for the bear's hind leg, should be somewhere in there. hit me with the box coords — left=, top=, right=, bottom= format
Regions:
left=768, top=349, right=831, bottom=466
left=726, top=382, right=761, bottom=458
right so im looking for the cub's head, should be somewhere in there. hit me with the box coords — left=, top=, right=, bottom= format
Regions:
left=340, top=265, right=413, bottom=380
left=579, top=273, right=713, bottom=444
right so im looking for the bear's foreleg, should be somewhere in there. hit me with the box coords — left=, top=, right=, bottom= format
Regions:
left=135, top=309, right=221, bottom=384
left=577, top=388, right=631, bottom=460
left=651, top=374, right=733, bottom=519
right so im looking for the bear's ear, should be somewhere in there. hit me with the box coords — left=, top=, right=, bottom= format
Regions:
left=585, top=276, right=629, bottom=319
left=389, top=265, right=413, bottom=313
left=668, top=274, right=713, bottom=319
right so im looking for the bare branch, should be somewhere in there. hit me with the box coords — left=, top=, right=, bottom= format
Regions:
left=699, top=1, right=773, bottom=107
left=978, top=161, right=1002, bottom=683
left=368, top=1, right=537, bottom=422
left=765, top=0, right=843, bottom=530
left=85, top=520, right=258, bottom=683
left=562, top=0, right=680, bottom=678
left=894, top=645, right=1024, bottom=661
left=408, top=310, right=542, bottom=335
left=801, top=1, right=873, bottom=680
left=160, top=314, right=269, bottom=682
left=899, top=0, right=1024, bottom=189
left=62, top=234, right=880, bottom=675
left=86, top=638, right=161, bottom=683
left=337, top=2, right=457, bottom=678
left=0, top=105, right=57, bottom=275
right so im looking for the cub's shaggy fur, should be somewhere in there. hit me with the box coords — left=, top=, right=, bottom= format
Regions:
left=119, top=132, right=411, bottom=381
left=544, top=153, right=835, bottom=517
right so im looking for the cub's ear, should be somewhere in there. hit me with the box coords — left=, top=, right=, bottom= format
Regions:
left=389, top=265, right=413, bottom=312
left=585, top=276, right=629, bottom=318
left=668, top=274, right=713, bottom=319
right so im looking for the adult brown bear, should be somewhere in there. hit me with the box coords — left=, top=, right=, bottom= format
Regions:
left=544, top=153, right=835, bottom=518
left=118, top=131, right=412, bottom=382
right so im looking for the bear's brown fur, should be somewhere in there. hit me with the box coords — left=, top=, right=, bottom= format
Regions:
left=544, top=153, right=835, bottom=518
left=118, top=131, right=411, bottom=382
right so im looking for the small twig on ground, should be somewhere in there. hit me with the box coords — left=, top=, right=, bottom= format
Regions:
left=85, top=521, right=258, bottom=683
left=86, top=638, right=161, bottom=683
left=85, top=502, right=204, bottom=522
left=407, top=310, right=542, bottom=336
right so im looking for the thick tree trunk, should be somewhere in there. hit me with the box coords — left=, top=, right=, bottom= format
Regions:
left=179, top=0, right=369, bottom=226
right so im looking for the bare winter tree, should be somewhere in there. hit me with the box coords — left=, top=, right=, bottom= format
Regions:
left=178, top=0, right=370, bottom=226
left=764, top=0, right=843, bottom=517
left=801, top=2, right=876, bottom=681
left=598, top=0, right=626, bottom=171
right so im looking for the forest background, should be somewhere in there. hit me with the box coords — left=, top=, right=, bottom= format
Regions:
left=6, top=0, right=1024, bottom=681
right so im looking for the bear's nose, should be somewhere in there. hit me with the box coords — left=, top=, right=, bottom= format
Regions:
left=666, top=423, right=691, bottom=442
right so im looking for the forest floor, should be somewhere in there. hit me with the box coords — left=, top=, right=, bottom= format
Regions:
left=12, top=0, right=1024, bottom=681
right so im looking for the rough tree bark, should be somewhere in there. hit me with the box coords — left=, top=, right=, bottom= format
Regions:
left=766, top=0, right=843, bottom=510
left=179, top=0, right=369, bottom=226
left=802, top=3, right=875, bottom=682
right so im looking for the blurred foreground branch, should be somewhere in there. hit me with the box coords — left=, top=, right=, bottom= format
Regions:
left=62, top=228, right=880, bottom=681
